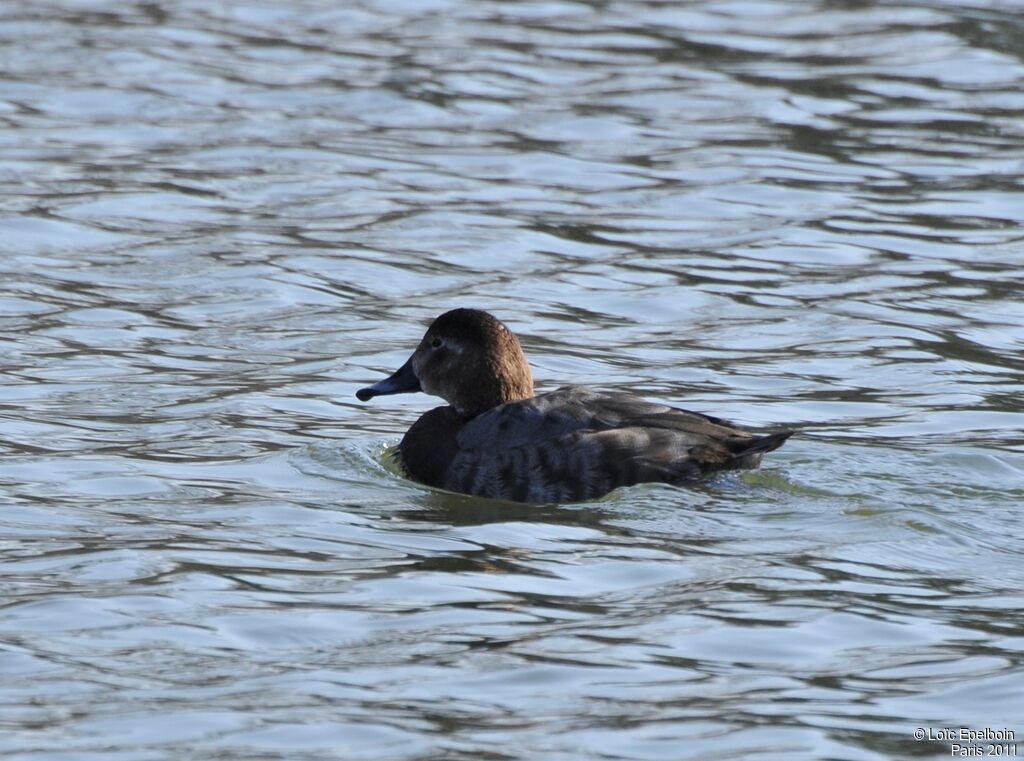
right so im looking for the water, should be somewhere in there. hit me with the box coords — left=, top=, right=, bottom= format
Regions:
left=2, top=0, right=1023, bottom=758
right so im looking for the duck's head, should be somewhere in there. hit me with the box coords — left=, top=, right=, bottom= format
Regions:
left=356, top=308, right=534, bottom=417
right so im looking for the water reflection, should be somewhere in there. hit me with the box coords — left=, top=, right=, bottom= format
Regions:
left=1, top=0, right=1024, bottom=758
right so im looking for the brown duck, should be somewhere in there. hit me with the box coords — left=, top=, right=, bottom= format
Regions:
left=357, top=308, right=792, bottom=503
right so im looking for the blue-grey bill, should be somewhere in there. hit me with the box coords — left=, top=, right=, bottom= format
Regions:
left=356, top=357, right=421, bottom=401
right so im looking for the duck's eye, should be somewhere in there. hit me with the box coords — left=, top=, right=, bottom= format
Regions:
left=431, top=337, right=443, bottom=349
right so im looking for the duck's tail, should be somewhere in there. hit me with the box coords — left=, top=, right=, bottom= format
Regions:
left=727, top=430, right=794, bottom=469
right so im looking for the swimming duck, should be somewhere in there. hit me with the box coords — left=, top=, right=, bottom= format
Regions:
left=357, top=308, right=792, bottom=503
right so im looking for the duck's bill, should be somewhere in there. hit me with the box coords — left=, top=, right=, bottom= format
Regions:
left=356, top=357, right=421, bottom=401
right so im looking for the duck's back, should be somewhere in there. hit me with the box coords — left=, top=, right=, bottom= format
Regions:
left=400, top=386, right=791, bottom=503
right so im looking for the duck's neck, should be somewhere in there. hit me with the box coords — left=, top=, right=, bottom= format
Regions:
left=456, top=365, right=533, bottom=419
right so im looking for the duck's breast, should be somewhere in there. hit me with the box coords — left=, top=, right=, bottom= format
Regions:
left=398, top=406, right=465, bottom=489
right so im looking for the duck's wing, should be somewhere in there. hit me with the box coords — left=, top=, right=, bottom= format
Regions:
left=457, top=386, right=755, bottom=447
left=453, top=386, right=610, bottom=451
left=446, top=387, right=791, bottom=502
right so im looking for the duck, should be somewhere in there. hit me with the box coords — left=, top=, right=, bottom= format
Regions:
left=357, top=308, right=792, bottom=503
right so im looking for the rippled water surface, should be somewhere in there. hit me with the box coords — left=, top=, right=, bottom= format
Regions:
left=2, top=0, right=1024, bottom=758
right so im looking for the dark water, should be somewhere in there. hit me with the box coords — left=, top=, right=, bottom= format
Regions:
left=2, top=0, right=1023, bottom=759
